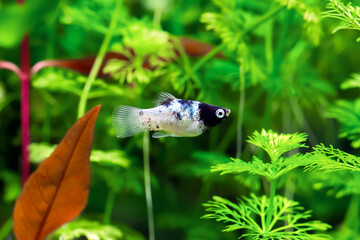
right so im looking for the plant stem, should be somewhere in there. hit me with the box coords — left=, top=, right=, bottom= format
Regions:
left=178, top=5, right=283, bottom=86
left=289, top=97, right=318, bottom=145
left=244, top=5, right=283, bottom=35
left=0, top=217, right=13, bottom=240
left=265, top=179, right=276, bottom=233
left=236, top=59, right=245, bottom=159
left=77, top=0, right=121, bottom=118
left=192, top=43, right=226, bottom=72
left=103, top=189, right=116, bottom=225
left=143, top=131, right=155, bottom=240
left=20, top=35, right=31, bottom=185
left=153, top=7, right=162, bottom=29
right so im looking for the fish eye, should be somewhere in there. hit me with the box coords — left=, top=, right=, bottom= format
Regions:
left=216, top=109, right=225, bottom=118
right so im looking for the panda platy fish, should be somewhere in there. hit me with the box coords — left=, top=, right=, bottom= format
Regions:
left=112, top=92, right=230, bottom=138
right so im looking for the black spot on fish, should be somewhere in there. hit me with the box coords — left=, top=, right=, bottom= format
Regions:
left=161, top=99, right=173, bottom=107
left=199, top=103, right=228, bottom=127
left=139, top=110, right=143, bottom=116
left=176, top=112, right=182, bottom=120
left=179, top=99, right=192, bottom=108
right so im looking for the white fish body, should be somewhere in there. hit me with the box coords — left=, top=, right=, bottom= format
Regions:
left=112, top=92, right=230, bottom=138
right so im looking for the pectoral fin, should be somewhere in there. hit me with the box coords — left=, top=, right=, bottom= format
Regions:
left=152, top=131, right=170, bottom=138
left=152, top=131, right=183, bottom=138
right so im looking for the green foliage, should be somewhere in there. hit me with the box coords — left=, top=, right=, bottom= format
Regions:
left=175, top=151, right=230, bottom=178
left=327, top=74, right=360, bottom=148
left=3, top=0, right=360, bottom=239
left=29, top=142, right=55, bottom=164
left=274, top=0, right=322, bottom=44
left=328, top=99, right=360, bottom=148
left=247, top=129, right=308, bottom=161
left=104, top=20, right=176, bottom=84
left=200, top=0, right=245, bottom=51
left=206, top=130, right=331, bottom=239
left=203, top=194, right=331, bottom=239
left=213, top=154, right=311, bottom=180
left=0, top=170, right=21, bottom=202
left=32, top=69, right=124, bottom=98
left=91, top=149, right=130, bottom=167
left=322, top=0, right=360, bottom=35
left=307, top=144, right=360, bottom=172
left=49, top=219, right=122, bottom=240
left=313, top=171, right=360, bottom=198
left=340, top=73, right=360, bottom=90
left=94, top=161, right=145, bottom=194
left=60, top=0, right=128, bottom=34
left=212, top=130, right=310, bottom=180
left=0, top=0, right=60, bottom=47
left=29, top=142, right=130, bottom=167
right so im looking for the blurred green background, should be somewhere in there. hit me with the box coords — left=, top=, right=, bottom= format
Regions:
left=1, top=0, right=360, bottom=239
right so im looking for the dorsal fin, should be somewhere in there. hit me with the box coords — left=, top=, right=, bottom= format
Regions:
left=154, top=92, right=177, bottom=106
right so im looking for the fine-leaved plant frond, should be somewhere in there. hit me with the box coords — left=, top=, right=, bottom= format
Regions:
left=104, top=20, right=176, bottom=84
left=49, top=219, right=123, bottom=240
left=212, top=154, right=312, bottom=180
left=32, top=68, right=125, bottom=98
left=203, top=194, right=331, bottom=239
left=340, top=73, right=360, bottom=90
left=212, top=130, right=310, bottom=180
left=327, top=99, right=360, bottom=148
left=60, top=0, right=128, bottom=34
left=312, top=171, right=360, bottom=198
left=306, top=144, right=360, bottom=172
left=274, top=0, right=323, bottom=44
left=247, top=129, right=308, bottom=161
left=322, top=0, right=360, bottom=34
left=200, top=0, right=245, bottom=52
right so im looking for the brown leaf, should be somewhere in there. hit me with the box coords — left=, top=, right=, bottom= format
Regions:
left=178, top=37, right=224, bottom=58
left=13, top=105, right=101, bottom=240
left=31, top=52, right=129, bottom=77
left=30, top=37, right=224, bottom=78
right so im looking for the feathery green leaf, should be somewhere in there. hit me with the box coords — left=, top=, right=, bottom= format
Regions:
left=203, top=194, right=331, bottom=239
left=247, top=129, right=308, bottom=161
left=306, top=144, right=360, bottom=172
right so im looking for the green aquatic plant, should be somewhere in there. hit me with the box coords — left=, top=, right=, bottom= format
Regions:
left=312, top=170, right=360, bottom=198
left=29, top=142, right=130, bottom=166
left=327, top=74, right=360, bottom=148
left=204, top=194, right=330, bottom=240
left=274, top=0, right=322, bottom=45
left=32, top=68, right=125, bottom=98
left=306, top=145, right=360, bottom=239
left=203, top=129, right=331, bottom=239
left=49, top=219, right=123, bottom=240
left=60, top=0, right=128, bottom=35
left=307, top=144, right=360, bottom=172
left=322, top=0, right=360, bottom=35
left=200, top=0, right=279, bottom=158
left=103, top=20, right=176, bottom=84
left=77, top=0, right=122, bottom=118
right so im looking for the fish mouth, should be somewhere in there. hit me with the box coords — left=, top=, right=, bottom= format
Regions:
left=225, top=108, right=231, bottom=117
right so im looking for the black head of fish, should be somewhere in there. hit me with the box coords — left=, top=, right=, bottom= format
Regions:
left=199, top=103, right=230, bottom=127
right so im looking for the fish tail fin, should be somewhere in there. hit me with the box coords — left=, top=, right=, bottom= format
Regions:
left=112, top=106, right=143, bottom=138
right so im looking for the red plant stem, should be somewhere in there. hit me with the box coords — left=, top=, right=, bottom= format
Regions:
left=20, top=35, right=30, bottom=185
